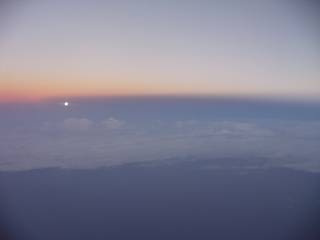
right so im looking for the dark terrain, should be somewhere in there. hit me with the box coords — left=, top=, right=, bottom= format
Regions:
left=0, top=160, right=320, bottom=240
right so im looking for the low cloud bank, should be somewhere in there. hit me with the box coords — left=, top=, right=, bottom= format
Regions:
left=0, top=117, right=320, bottom=172
left=62, top=118, right=93, bottom=131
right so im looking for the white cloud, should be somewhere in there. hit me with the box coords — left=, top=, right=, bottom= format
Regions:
left=1, top=119, right=320, bottom=172
left=175, top=120, right=274, bottom=137
left=101, top=118, right=125, bottom=130
left=62, top=118, right=93, bottom=131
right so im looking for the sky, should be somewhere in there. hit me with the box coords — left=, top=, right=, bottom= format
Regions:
left=0, top=0, right=319, bottom=101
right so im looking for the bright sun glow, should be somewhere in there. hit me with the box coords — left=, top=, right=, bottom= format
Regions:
left=64, top=102, right=69, bottom=106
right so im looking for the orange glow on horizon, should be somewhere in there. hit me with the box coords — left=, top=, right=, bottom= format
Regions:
left=1, top=72, right=318, bottom=103
left=0, top=72, right=237, bottom=102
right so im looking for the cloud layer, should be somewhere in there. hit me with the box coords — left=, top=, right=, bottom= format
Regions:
left=1, top=115, right=320, bottom=172
left=62, top=118, right=93, bottom=131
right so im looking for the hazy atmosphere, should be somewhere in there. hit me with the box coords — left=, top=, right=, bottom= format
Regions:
left=1, top=97, right=320, bottom=172
left=0, top=1, right=320, bottom=240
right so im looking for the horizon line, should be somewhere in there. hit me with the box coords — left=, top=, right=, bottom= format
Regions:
left=1, top=93, right=320, bottom=105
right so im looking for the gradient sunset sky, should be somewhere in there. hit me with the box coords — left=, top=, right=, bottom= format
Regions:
left=0, top=0, right=319, bottom=101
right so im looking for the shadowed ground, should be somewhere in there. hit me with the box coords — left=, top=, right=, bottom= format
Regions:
left=0, top=160, right=320, bottom=240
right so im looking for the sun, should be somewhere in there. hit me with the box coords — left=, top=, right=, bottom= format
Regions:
left=64, top=101, right=69, bottom=107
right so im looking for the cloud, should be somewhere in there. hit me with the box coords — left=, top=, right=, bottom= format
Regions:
left=62, top=118, right=93, bottom=131
left=101, top=118, right=125, bottom=130
left=42, top=117, right=125, bottom=132
left=1, top=118, right=320, bottom=172
left=175, top=120, right=274, bottom=138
